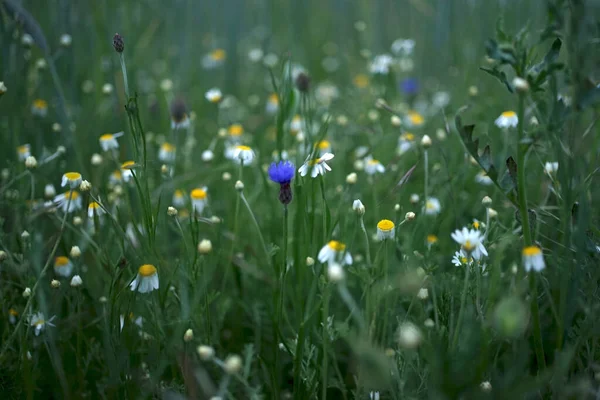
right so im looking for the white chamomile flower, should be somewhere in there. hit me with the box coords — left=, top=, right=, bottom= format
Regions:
left=88, top=201, right=105, bottom=218
left=544, top=162, right=558, bottom=176
left=120, top=161, right=136, bottom=182
left=54, top=190, right=82, bottom=213
left=397, top=133, right=416, bottom=155
left=205, top=88, right=223, bottom=103
left=451, top=227, right=488, bottom=260
left=158, top=143, right=176, bottom=163
left=376, top=219, right=395, bottom=240
left=130, top=264, right=159, bottom=293
left=99, top=132, right=123, bottom=152
left=522, top=246, right=545, bottom=272
left=424, top=197, right=441, bottom=215
left=29, top=312, right=56, bottom=336
left=369, top=54, right=393, bottom=74
left=475, top=171, right=493, bottom=185
left=298, top=153, right=335, bottom=178
left=318, top=240, right=352, bottom=266
left=229, top=145, right=255, bottom=165
left=190, top=187, right=208, bottom=215
left=451, top=250, right=471, bottom=267
left=54, top=256, right=74, bottom=277
left=17, top=144, right=31, bottom=161
left=120, top=312, right=143, bottom=331
left=494, top=111, right=518, bottom=128
left=265, top=93, right=279, bottom=114
left=61, top=172, right=82, bottom=189
left=364, top=156, right=385, bottom=175
left=173, top=189, right=186, bottom=208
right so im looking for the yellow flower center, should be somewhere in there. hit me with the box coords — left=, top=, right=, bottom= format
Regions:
left=18, top=145, right=30, bottom=154
left=268, top=93, right=279, bottom=104
left=377, top=219, right=395, bottom=232
left=190, top=188, right=207, bottom=200
left=54, top=256, right=70, bottom=267
left=402, top=133, right=415, bottom=141
left=112, top=171, right=122, bottom=179
left=211, top=49, right=226, bottom=61
left=427, top=234, right=438, bottom=244
left=426, top=201, right=436, bottom=209
left=308, top=158, right=321, bottom=166
left=229, top=124, right=243, bottom=136
left=408, top=111, right=424, bottom=125
left=367, top=159, right=380, bottom=165
left=100, top=133, right=114, bottom=141
left=161, top=142, right=175, bottom=152
left=174, top=189, right=184, bottom=199
left=34, top=319, right=45, bottom=326
left=33, top=99, right=48, bottom=109
left=9, top=309, right=18, bottom=316
left=353, top=74, right=369, bottom=88
left=328, top=240, right=346, bottom=252
left=317, top=140, right=330, bottom=150
left=501, top=111, right=516, bottom=118
left=121, top=161, right=135, bottom=169
left=89, top=202, right=100, bottom=210
left=64, top=172, right=81, bottom=181
left=138, top=264, right=157, bottom=277
left=460, top=257, right=468, bottom=264
left=236, top=145, right=251, bottom=151
left=473, top=221, right=480, bottom=230
left=463, top=240, right=474, bottom=251
left=522, top=246, right=541, bottom=257
left=65, top=191, right=80, bottom=200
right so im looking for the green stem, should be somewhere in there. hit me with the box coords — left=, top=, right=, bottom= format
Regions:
left=240, top=193, right=271, bottom=268
left=451, top=263, right=471, bottom=350
left=119, top=53, right=130, bottom=100
left=321, top=284, right=330, bottom=400
left=424, top=149, right=429, bottom=202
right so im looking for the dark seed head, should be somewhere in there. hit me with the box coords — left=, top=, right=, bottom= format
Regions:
left=278, top=182, right=293, bottom=205
left=295, top=72, right=311, bottom=93
left=113, top=33, right=124, bottom=53
left=170, top=97, right=187, bottom=123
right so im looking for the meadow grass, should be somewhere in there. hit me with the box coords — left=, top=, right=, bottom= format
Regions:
left=1, top=0, right=600, bottom=398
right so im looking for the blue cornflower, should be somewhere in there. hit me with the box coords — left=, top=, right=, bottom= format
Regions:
left=268, top=161, right=295, bottom=205
left=400, top=78, right=419, bottom=95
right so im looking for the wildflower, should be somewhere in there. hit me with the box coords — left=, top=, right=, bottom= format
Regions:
left=224, top=354, right=242, bottom=374
left=290, top=115, right=302, bottom=134
left=377, top=219, right=395, bottom=241
left=417, top=288, right=429, bottom=300
left=268, top=161, right=295, bottom=205
left=29, top=312, right=56, bottom=336
left=25, top=156, right=37, bottom=169
left=327, top=263, right=345, bottom=282
left=9, top=309, right=18, bottom=324
left=265, top=93, right=279, bottom=114
left=54, top=190, right=82, bottom=213
left=190, top=187, right=208, bottom=215
left=113, top=33, right=124, bottom=53
left=368, top=110, right=379, bottom=121
left=353, top=74, right=369, bottom=88
left=451, top=227, right=488, bottom=260
left=120, top=161, right=136, bottom=182
left=427, top=234, right=438, bottom=248
left=480, top=381, right=492, bottom=392
left=229, top=145, right=256, bottom=165
left=198, top=239, right=212, bottom=254
left=51, top=279, right=60, bottom=289
left=173, top=189, right=186, bottom=208
left=406, top=111, right=424, bottom=127
left=0, top=81, right=6, bottom=96
left=54, top=256, right=74, bottom=277
left=201, top=149, right=214, bottom=162
left=60, top=33, right=72, bottom=47
left=482, top=196, right=493, bottom=207
left=401, top=78, right=419, bottom=95
left=70, top=275, right=83, bottom=287
left=352, top=199, right=365, bottom=215
left=495, top=111, right=518, bottom=128
left=364, top=156, right=385, bottom=175
left=197, top=345, right=215, bottom=360
left=298, top=153, right=334, bottom=178
left=248, top=48, right=264, bottom=62
left=346, top=172, right=357, bottom=184
left=130, top=264, right=159, bottom=293
left=391, top=38, right=415, bottom=55
left=167, top=206, right=178, bottom=217
left=202, top=48, right=226, bottom=69
left=369, top=54, right=393, bottom=74
left=99, top=132, right=123, bottom=152
left=424, top=197, right=441, bottom=215
left=205, top=88, right=222, bottom=103
left=397, top=133, right=416, bottom=155
left=17, top=144, right=31, bottom=161
left=88, top=201, right=105, bottom=218
left=405, top=212, right=416, bottom=221
left=21, top=33, right=33, bottom=47
left=451, top=250, right=471, bottom=267
left=228, top=124, right=244, bottom=139
left=235, top=180, right=244, bottom=191
left=318, top=240, right=352, bottom=266
left=369, top=392, right=380, bottom=400
left=512, top=77, right=529, bottom=92
left=23, top=287, right=31, bottom=298
left=102, top=83, right=114, bottom=95
left=70, top=246, right=81, bottom=258
left=421, top=134, right=432, bottom=148
left=475, top=171, right=493, bottom=185
left=31, top=99, right=48, bottom=117
left=315, top=140, right=332, bottom=155
left=522, top=246, right=545, bottom=272
left=119, top=313, right=143, bottom=331
left=183, top=329, right=194, bottom=342
left=61, top=172, right=82, bottom=189
left=91, top=153, right=103, bottom=165
left=44, top=184, right=56, bottom=199
left=170, top=98, right=190, bottom=129
left=397, top=322, right=422, bottom=349
left=158, top=143, right=176, bottom=163
left=544, top=162, right=558, bottom=176
left=222, top=172, right=231, bottom=181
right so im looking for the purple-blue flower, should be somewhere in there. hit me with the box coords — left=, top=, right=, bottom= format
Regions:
left=400, top=78, right=419, bottom=95
left=268, top=161, right=295, bottom=184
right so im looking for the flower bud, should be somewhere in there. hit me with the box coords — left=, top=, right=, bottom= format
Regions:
left=327, top=263, right=345, bottom=282
left=390, top=115, right=402, bottom=126
left=235, top=180, right=244, bottom=191
left=198, top=239, right=212, bottom=254
left=352, top=199, right=365, bottom=215
left=25, top=156, right=37, bottom=169
left=306, top=257, right=315, bottom=266
left=70, top=275, right=83, bottom=287
left=51, top=279, right=61, bottom=288
left=79, top=180, right=91, bottom=191
left=201, top=150, right=214, bottom=162
left=410, top=194, right=420, bottom=204
left=113, top=33, right=124, bottom=53
left=183, top=329, right=194, bottom=342
left=480, top=381, right=492, bottom=392
left=512, top=77, right=529, bottom=92
left=167, top=206, right=178, bottom=216
left=73, top=216, right=82, bottom=226
left=44, top=184, right=56, bottom=199
left=21, top=230, right=30, bottom=240
left=60, top=34, right=72, bottom=47
left=397, top=322, right=422, bottom=349
left=482, top=196, right=492, bottom=207
left=197, top=345, right=215, bottom=360
left=346, top=172, right=357, bottom=184
left=405, top=211, right=416, bottom=221
left=224, top=355, right=242, bottom=374
left=417, top=288, right=429, bottom=300
left=70, top=246, right=81, bottom=258
left=91, top=153, right=103, bottom=165
left=421, top=134, right=432, bottom=148
left=0, top=81, right=6, bottom=96
left=222, top=172, right=232, bottom=181
left=0, top=250, right=7, bottom=262
left=488, top=208, right=498, bottom=218
left=23, top=287, right=32, bottom=298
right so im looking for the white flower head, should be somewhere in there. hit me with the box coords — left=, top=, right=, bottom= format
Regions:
left=495, top=111, right=518, bottom=129
left=205, top=88, right=223, bottom=103
left=318, top=240, right=352, bottom=266
left=61, top=172, right=82, bottom=189
left=364, top=156, right=385, bottom=175
left=451, top=227, right=488, bottom=260
left=424, top=197, right=441, bottom=215
left=544, top=162, right=558, bottom=176
left=54, top=190, right=82, bottom=213
left=451, top=250, right=472, bottom=267
left=130, top=264, right=159, bottom=293
left=29, top=312, right=56, bottom=336
left=522, top=246, right=545, bottom=272
left=475, top=171, right=493, bottom=185
left=158, top=143, right=176, bottom=163
left=352, top=199, right=365, bottom=215
left=228, top=145, right=255, bottom=165
left=99, top=132, right=123, bottom=152
left=54, top=256, right=74, bottom=277
left=376, top=219, right=395, bottom=241
left=369, top=54, right=394, bottom=74
left=190, top=187, right=208, bottom=215
left=298, top=153, right=334, bottom=178
left=397, top=133, right=416, bottom=155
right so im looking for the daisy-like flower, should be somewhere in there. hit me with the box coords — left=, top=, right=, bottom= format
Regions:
left=424, top=197, right=441, bottom=215
left=318, top=240, right=352, bottom=266
left=298, top=153, right=335, bottom=178
left=494, top=111, right=518, bottom=128
left=31, top=99, right=48, bottom=117
left=268, top=161, right=295, bottom=205
left=120, top=312, right=143, bottom=332
left=54, top=256, right=74, bottom=277
left=130, top=264, right=159, bottom=293
left=472, top=219, right=482, bottom=230
left=120, top=161, right=136, bottom=182
left=88, top=201, right=105, bottom=218
left=8, top=308, right=18, bottom=324
left=397, top=133, right=416, bottom=155
left=202, top=48, right=226, bottom=69
left=61, top=172, right=82, bottom=189
left=170, top=98, right=190, bottom=130
left=426, top=234, right=438, bottom=248
left=158, top=143, right=176, bottom=163
left=173, top=189, right=186, bottom=208
left=109, top=170, right=122, bottom=185
left=522, top=246, right=545, bottom=272
left=364, top=156, right=385, bottom=175
left=405, top=110, right=424, bottom=127
left=290, top=115, right=302, bottom=134
left=391, top=38, right=415, bottom=55
left=190, top=187, right=208, bottom=215
left=369, top=54, right=393, bottom=74
left=29, top=312, right=56, bottom=336
left=228, top=145, right=255, bottom=165
left=99, top=132, right=123, bottom=152
left=54, top=190, right=82, bottom=213
left=451, top=250, right=471, bottom=267
left=475, top=171, right=493, bottom=185
left=228, top=124, right=244, bottom=140
left=17, top=144, right=31, bottom=161
left=544, top=162, right=558, bottom=176
left=376, top=219, right=395, bottom=241
left=353, top=74, right=369, bottom=88
left=205, top=88, right=222, bottom=103
left=315, top=140, right=332, bottom=155
left=265, top=93, right=279, bottom=114
left=451, top=227, right=488, bottom=260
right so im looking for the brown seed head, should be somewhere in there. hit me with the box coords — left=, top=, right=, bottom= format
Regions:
left=113, top=33, right=124, bottom=53
left=295, top=72, right=311, bottom=93
left=170, top=97, right=187, bottom=123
